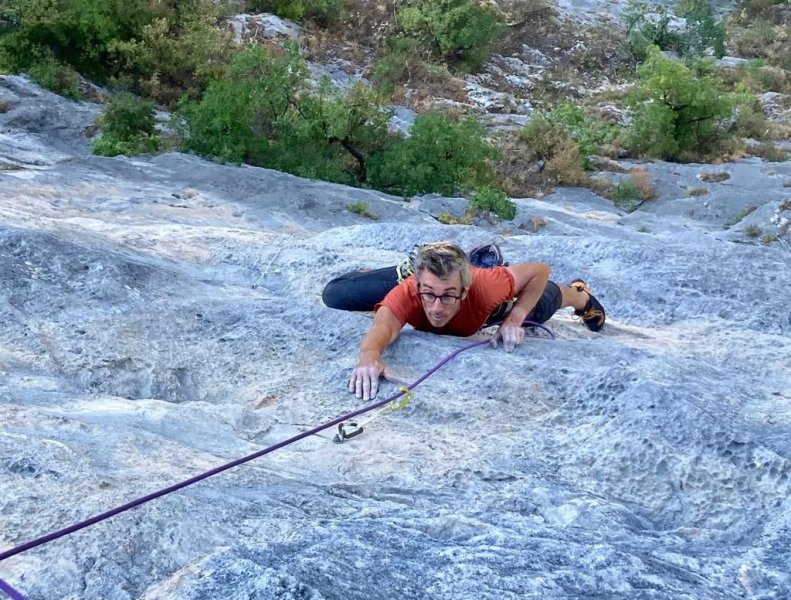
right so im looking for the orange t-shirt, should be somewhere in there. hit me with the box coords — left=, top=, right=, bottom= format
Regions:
left=376, top=267, right=515, bottom=337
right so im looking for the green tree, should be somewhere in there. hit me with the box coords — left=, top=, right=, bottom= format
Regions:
left=180, top=45, right=395, bottom=186
left=0, top=0, right=232, bottom=105
left=271, top=80, right=394, bottom=185
left=626, top=46, right=734, bottom=160
left=369, top=112, right=498, bottom=196
left=179, top=45, right=305, bottom=165
left=395, top=0, right=504, bottom=71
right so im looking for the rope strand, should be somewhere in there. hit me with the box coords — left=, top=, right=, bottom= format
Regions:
left=0, top=340, right=491, bottom=566
left=0, top=325, right=554, bottom=599
left=0, top=578, right=25, bottom=600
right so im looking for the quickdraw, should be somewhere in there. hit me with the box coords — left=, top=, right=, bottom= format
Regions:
left=333, top=387, right=414, bottom=443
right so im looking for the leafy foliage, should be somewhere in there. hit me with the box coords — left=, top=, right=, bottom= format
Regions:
left=25, top=51, right=83, bottom=99
left=273, top=80, right=393, bottom=184
left=626, top=47, right=735, bottom=160
left=518, top=106, right=612, bottom=184
left=91, top=93, right=160, bottom=156
left=394, top=0, right=504, bottom=72
left=611, top=180, right=641, bottom=205
left=115, top=1, right=235, bottom=105
left=371, top=37, right=427, bottom=93
left=674, top=0, right=726, bottom=57
left=0, top=0, right=233, bottom=105
left=178, top=45, right=306, bottom=166
left=625, top=1, right=682, bottom=62
left=181, top=49, right=497, bottom=195
left=520, top=117, right=586, bottom=185
left=624, top=0, right=725, bottom=61
left=247, top=0, right=345, bottom=26
left=180, top=45, right=399, bottom=187
left=368, top=112, right=498, bottom=196
left=545, top=102, right=618, bottom=168
left=0, top=0, right=152, bottom=81
left=470, top=186, right=516, bottom=220
left=728, top=0, right=791, bottom=70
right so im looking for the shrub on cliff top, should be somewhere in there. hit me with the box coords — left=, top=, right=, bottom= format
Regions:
left=626, top=46, right=735, bottom=161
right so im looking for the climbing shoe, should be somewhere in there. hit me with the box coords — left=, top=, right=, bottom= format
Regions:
left=570, top=279, right=606, bottom=331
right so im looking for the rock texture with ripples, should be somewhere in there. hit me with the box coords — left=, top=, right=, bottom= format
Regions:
left=1, top=74, right=791, bottom=600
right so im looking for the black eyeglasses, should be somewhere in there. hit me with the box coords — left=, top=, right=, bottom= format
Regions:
left=418, top=290, right=463, bottom=305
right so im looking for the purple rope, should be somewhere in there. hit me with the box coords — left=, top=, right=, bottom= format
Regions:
left=0, top=339, right=490, bottom=567
left=0, top=325, right=554, bottom=598
left=0, top=578, right=26, bottom=600
left=487, top=319, right=555, bottom=340
left=522, top=320, right=555, bottom=338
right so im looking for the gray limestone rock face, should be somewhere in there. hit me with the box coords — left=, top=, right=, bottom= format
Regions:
left=1, top=75, right=791, bottom=600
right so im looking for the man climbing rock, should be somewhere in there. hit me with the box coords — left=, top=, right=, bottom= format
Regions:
left=323, top=241, right=605, bottom=400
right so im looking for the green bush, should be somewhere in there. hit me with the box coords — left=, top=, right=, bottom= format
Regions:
left=179, top=45, right=306, bottom=165
left=728, top=0, right=791, bottom=70
left=26, top=51, right=83, bottom=100
left=181, top=46, right=395, bottom=186
left=270, top=80, right=393, bottom=185
left=723, top=59, right=787, bottom=94
left=119, top=3, right=234, bottom=105
left=626, top=46, right=734, bottom=160
left=395, top=0, right=504, bottom=72
left=731, top=85, right=770, bottom=139
left=470, top=186, right=516, bottom=220
left=519, top=115, right=567, bottom=160
left=371, top=37, right=428, bottom=93
left=546, top=102, right=618, bottom=168
left=624, top=0, right=725, bottom=61
left=91, top=92, right=160, bottom=156
left=625, top=1, right=681, bottom=62
left=248, top=0, right=345, bottom=26
left=368, top=112, right=498, bottom=196
left=518, top=112, right=593, bottom=184
left=611, top=180, right=641, bottom=206
left=675, top=0, right=726, bottom=57
left=0, top=0, right=233, bottom=105
left=0, top=0, right=155, bottom=82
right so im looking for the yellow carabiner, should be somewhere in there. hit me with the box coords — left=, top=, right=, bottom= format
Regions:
left=390, top=386, right=414, bottom=412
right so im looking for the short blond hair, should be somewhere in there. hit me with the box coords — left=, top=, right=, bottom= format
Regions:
left=412, top=241, right=472, bottom=290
